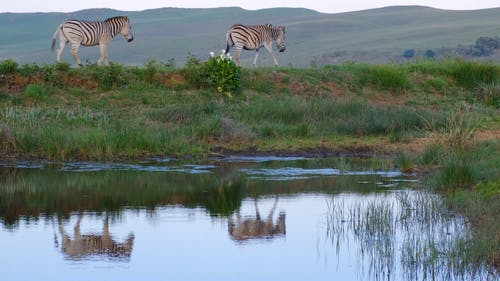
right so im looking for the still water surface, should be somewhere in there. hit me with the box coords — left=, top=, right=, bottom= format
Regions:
left=0, top=156, right=496, bottom=280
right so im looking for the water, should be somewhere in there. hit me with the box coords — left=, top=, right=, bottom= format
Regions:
left=0, top=156, right=496, bottom=281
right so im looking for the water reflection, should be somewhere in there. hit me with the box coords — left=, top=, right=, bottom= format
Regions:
left=322, top=191, right=494, bottom=281
left=0, top=156, right=497, bottom=281
left=228, top=197, right=286, bottom=242
left=57, top=214, right=134, bottom=260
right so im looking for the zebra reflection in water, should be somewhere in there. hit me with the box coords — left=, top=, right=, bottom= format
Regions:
left=228, top=197, right=286, bottom=241
left=57, top=214, right=134, bottom=260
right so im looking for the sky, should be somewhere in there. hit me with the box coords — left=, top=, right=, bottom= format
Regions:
left=1, top=0, right=499, bottom=14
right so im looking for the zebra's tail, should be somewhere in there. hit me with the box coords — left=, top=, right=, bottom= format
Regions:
left=225, top=30, right=234, bottom=54
left=51, top=24, right=62, bottom=52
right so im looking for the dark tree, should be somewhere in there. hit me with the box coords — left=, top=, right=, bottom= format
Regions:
left=403, top=49, right=415, bottom=60
left=424, top=49, right=436, bottom=59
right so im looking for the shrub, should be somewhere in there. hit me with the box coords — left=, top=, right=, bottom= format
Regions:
left=204, top=50, right=241, bottom=96
left=18, top=63, right=41, bottom=77
left=424, top=77, right=448, bottom=92
left=182, top=54, right=204, bottom=88
left=87, top=62, right=128, bottom=91
left=476, top=82, right=500, bottom=108
left=23, top=84, right=49, bottom=101
left=143, top=60, right=161, bottom=84
left=0, top=59, right=18, bottom=75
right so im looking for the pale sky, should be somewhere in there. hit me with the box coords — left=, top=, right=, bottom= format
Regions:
left=1, top=0, right=499, bottom=14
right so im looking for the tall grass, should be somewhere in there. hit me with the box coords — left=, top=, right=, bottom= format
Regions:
left=0, top=59, right=497, bottom=159
left=451, top=60, right=499, bottom=90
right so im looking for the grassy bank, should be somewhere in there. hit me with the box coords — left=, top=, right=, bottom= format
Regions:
left=0, top=58, right=498, bottom=160
left=0, top=58, right=499, bottom=270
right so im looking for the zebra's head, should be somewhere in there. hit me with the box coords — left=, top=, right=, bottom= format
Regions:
left=275, top=26, right=286, bottom=52
left=119, top=16, right=134, bottom=42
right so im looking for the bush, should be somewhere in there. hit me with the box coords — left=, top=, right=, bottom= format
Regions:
left=0, top=59, right=18, bottom=75
left=204, top=50, right=241, bottom=96
left=23, top=84, right=49, bottom=101
left=182, top=54, right=205, bottom=88
left=87, top=62, right=128, bottom=91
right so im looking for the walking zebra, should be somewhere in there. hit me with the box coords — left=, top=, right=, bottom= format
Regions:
left=225, top=24, right=286, bottom=67
left=51, top=16, right=133, bottom=66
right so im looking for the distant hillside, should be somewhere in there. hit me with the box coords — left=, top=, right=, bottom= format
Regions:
left=0, top=6, right=499, bottom=66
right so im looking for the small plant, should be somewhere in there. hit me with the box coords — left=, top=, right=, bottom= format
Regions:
left=440, top=107, right=479, bottom=152
left=183, top=53, right=204, bottom=88
left=0, top=123, right=16, bottom=150
left=0, top=59, right=18, bottom=75
left=144, top=60, right=160, bottom=84
left=476, top=82, right=500, bottom=108
left=436, top=154, right=477, bottom=190
left=87, top=62, right=128, bottom=91
left=204, top=50, right=241, bottom=97
left=54, top=62, right=71, bottom=72
left=23, top=84, right=49, bottom=101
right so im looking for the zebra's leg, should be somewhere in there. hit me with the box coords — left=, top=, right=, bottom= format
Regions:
left=98, top=43, right=109, bottom=65
left=56, top=33, right=68, bottom=63
left=233, top=44, right=244, bottom=66
left=70, top=43, right=83, bottom=66
left=253, top=50, right=260, bottom=67
left=264, top=43, right=279, bottom=66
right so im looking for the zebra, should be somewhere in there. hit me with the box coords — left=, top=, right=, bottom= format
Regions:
left=51, top=16, right=133, bottom=66
left=225, top=23, right=286, bottom=67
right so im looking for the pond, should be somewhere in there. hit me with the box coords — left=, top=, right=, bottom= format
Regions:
left=0, top=156, right=496, bottom=281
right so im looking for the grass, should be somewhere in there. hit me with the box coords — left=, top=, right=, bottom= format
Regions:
left=1, top=58, right=498, bottom=160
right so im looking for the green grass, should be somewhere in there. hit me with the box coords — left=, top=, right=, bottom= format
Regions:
left=0, top=58, right=498, bottom=160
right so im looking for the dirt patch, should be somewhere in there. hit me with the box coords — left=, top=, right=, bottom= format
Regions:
left=0, top=74, right=42, bottom=93
left=159, top=73, right=185, bottom=88
left=0, top=73, right=99, bottom=93
left=58, top=73, right=98, bottom=90
left=367, top=91, right=409, bottom=107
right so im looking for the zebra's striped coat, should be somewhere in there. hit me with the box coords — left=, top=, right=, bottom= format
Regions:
left=51, top=16, right=133, bottom=66
left=225, top=24, right=286, bottom=67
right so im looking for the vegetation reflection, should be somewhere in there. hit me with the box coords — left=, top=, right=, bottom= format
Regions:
left=324, top=190, right=495, bottom=281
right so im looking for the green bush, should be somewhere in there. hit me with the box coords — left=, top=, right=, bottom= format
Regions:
left=204, top=50, right=241, bottom=96
left=424, top=78, right=448, bottom=92
left=23, top=84, right=49, bottom=101
left=87, top=62, right=128, bottom=91
left=18, top=63, right=42, bottom=77
left=0, top=59, right=18, bottom=75
left=182, top=54, right=205, bottom=88
left=143, top=60, right=163, bottom=84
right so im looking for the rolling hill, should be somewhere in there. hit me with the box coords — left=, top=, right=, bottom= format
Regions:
left=0, top=5, right=499, bottom=66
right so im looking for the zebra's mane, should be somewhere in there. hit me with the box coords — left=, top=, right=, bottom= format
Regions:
left=104, top=16, right=128, bottom=22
